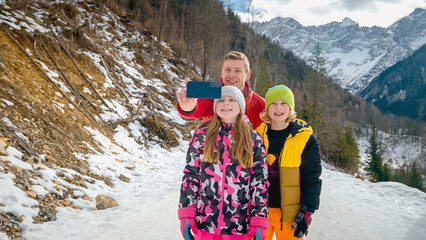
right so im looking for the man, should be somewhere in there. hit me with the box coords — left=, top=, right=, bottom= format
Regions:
left=176, top=51, right=265, bottom=129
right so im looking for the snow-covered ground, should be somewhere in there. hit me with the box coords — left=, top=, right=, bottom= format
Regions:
left=0, top=125, right=187, bottom=240
left=2, top=134, right=425, bottom=240
left=310, top=162, right=426, bottom=240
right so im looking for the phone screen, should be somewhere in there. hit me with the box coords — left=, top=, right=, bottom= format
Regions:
left=186, top=81, right=222, bottom=99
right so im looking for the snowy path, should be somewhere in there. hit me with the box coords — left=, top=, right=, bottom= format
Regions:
left=11, top=158, right=426, bottom=240
left=18, top=143, right=187, bottom=240
left=309, top=166, right=426, bottom=239
left=135, top=165, right=426, bottom=240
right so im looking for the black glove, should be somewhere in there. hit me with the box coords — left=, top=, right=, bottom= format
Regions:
left=291, top=205, right=312, bottom=238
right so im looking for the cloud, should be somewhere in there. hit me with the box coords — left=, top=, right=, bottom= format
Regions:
left=305, top=5, right=334, bottom=16
left=273, top=0, right=293, bottom=4
left=339, top=0, right=401, bottom=11
left=268, top=0, right=403, bottom=12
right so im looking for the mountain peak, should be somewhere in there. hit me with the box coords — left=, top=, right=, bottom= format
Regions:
left=340, top=17, right=358, bottom=27
left=412, top=7, right=425, bottom=15
left=272, top=16, right=302, bottom=27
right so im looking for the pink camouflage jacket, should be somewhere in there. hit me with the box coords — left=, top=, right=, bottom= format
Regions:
left=179, top=123, right=269, bottom=237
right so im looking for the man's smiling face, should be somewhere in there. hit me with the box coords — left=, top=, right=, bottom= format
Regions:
left=221, top=59, right=251, bottom=91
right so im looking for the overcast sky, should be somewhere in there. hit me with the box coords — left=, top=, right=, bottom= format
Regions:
left=226, top=0, right=426, bottom=27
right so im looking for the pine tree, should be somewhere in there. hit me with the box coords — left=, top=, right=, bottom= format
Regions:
left=392, top=163, right=409, bottom=184
left=408, top=162, right=424, bottom=191
left=306, top=42, right=327, bottom=134
left=254, top=54, right=270, bottom=97
left=129, top=0, right=137, bottom=11
left=337, top=126, right=359, bottom=173
left=367, top=122, right=384, bottom=181
left=128, top=0, right=138, bottom=20
left=381, top=163, right=391, bottom=182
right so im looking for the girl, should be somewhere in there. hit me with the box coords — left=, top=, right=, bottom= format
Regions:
left=178, top=86, right=269, bottom=240
left=256, top=85, right=322, bottom=240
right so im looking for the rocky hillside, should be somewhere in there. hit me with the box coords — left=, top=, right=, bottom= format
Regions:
left=0, top=1, right=199, bottom=239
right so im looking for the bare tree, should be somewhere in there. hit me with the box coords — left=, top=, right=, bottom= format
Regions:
left=158, top=0, right=168, bottom=42
left=242, top=0, right=264, bottom=58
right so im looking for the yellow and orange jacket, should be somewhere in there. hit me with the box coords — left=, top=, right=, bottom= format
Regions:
left=256, top=119, right=322, bottom=222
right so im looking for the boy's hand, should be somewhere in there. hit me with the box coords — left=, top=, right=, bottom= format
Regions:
left=291, top=206, right=312, bottom=238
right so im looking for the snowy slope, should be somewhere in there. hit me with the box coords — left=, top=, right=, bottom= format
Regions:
left=252, top=8, right=426, bottom=94
left=3, top=145, right=425, bottom=240
left=2, top=100, right=425, bottom=240
left=0, top=0, right=195, bottom=238
left=309, top=162, right=426, bottom=240
left=0, top=127, right=188, bottom=240
left=356, top=129, right=424, bottom=170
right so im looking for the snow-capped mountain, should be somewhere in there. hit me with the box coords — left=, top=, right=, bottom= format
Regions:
left=252, top=8, right=426, bottom=94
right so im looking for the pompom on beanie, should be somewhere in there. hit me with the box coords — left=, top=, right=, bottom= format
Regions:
left=213, top=86, right=245, bottom=114
left=265, top=85, right=295, bottom=110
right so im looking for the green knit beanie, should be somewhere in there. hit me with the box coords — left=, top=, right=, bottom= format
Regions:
left=265, top=85, right=295, bottom=110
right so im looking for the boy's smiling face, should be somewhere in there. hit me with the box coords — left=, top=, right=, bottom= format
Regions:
left=268, top=100, right=290, bottom=123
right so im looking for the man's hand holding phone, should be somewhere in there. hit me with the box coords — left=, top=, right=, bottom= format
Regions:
left=177, top=78, right=197, bottom=112
left=177, top=78, right=222, bottom=112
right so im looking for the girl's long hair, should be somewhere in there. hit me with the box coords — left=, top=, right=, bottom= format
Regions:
left=202, top=113, right=253, bottom=168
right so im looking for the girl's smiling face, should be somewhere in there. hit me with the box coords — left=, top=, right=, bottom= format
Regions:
left=268, top=100, right=290, bottom=123
left=215, top=96, right=240, bottom=123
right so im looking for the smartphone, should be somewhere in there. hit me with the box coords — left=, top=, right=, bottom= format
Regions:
left=186, top=81, right=222, bottom=99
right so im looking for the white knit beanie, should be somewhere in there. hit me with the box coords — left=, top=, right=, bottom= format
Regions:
left=213, top=86, right=245, bottom=114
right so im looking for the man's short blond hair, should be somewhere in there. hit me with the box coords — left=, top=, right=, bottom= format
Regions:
left=223, top=51, right=250, bottom=73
